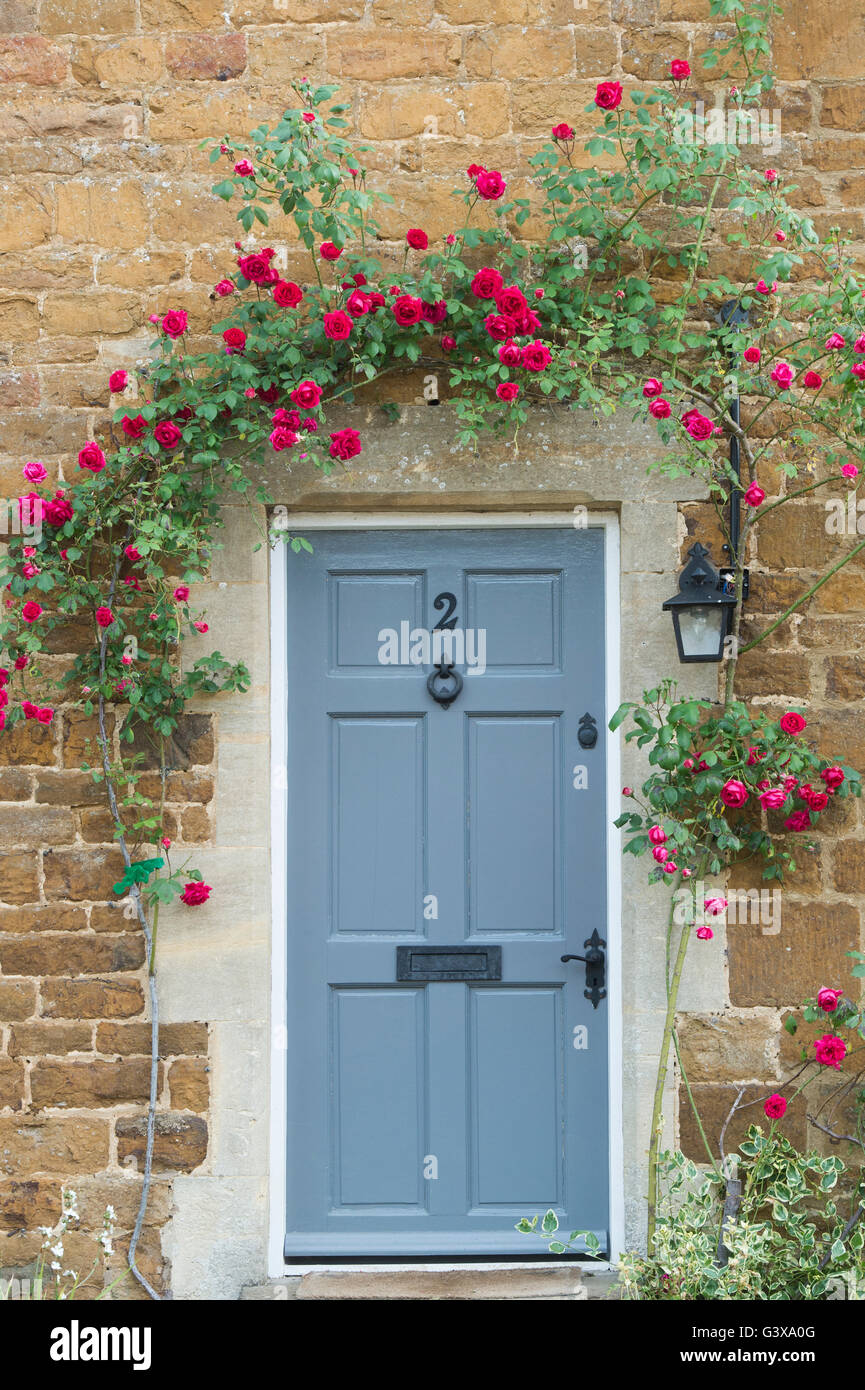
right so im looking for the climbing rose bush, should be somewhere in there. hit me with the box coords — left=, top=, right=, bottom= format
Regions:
left=612, top=686, right=861, bottom=886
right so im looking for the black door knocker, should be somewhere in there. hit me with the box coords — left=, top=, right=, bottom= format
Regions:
left=427, top=660, right=463, bottom=710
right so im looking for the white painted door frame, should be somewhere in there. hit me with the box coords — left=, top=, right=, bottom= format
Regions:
left=267, top=511, right=624, bottom=1277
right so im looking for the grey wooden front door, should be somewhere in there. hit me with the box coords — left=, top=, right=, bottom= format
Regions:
left=283, top=526, right=609, bottom=1257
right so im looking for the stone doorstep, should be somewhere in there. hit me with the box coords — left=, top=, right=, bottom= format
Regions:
left=241, top=1265, right=588, bottom=1301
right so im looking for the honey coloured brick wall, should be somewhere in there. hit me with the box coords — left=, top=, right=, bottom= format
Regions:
left=1, top=0, right=865, bottom=1290
left=0, top=712, right=213, bottom=1297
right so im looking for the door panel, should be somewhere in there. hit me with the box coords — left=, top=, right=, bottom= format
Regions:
left=331, top=717, right=426, bottom=935
left=331, top=988, right=426, bottom=1208
left=467, top=716, right=561, bottom=934
left=470, top=988, right=563, bottom=1207
left=284, top=526, right=609, bottom=1258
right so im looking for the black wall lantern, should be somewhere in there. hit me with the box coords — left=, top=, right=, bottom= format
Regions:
left=662, top=298, right=750, bottom=664
left=662, top=542, right=737, bottom=663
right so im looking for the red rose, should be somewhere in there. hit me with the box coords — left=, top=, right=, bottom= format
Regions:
left=670, top=59, right=691, bottom=80
left=109, top=370, right=128, bottom=393
left=392, top=295, right=424, bottom=327
left=406, top=228, right=428, bottom=250
left=496, top=382, right=520, bottom=402
left=484, top=313, right=517, bottom=341
left=45, top=493, right=73, bottom=527
left=21, top=601, right=42, bottom=624
left=817, top=988, right=843, bottom=1012
left=35, top=706, right=53, bottom=724
left=346, top=289, right=371, bottom=317
left=124, top=544, right=141, bottom=561
left=470, top=268, right=504, bottom=299
left=421, top=300, right=447, bottom=324
left=814, top=1034, right=846, bottom=1069
left=743, top=345, right=761, bottom=364
left=290, top=380, right=322, bottom=410
left=269, top=426, right=298, bottom=451
left=320, top=241, right=342, bottom=261
left=552, top=123, right=575, bottom=140
left=759, top=787, right=787, bottom=810
left=494, top=286, right=527, bottom=320
left=642, top=378, right=663, bottom=398
left=237, top=253, right=272, bottom=284
left=784, top=810, right=810, bottom=832
left=22, top=700, right=38, bottom=718
left=78, top=442, right=106, bottom=473
left=272, top=408, right=301, bottom=429
left=802, top=370, right=822, bottom=389
left=121, top=414, right=147, bottom=439
left=521, top=340, right=552, bottom=372
left=233, top=159, right=254, bottom=177
left=154, top=420, right=182, bottom=449
left=594, top=81, right=623, bottom=110
left=95, top=606, right=115, bottom=628
left=806, top=789, right=829, bottom=811
left=223, top=327, right=246, bottom=354
left=763, top=1094, right=786, bottom=1119
left=323, top=311, right=352, bottom=340
left=820, top=765, right=845, bottom=789
left=257, top=385, right=279, bottom=405
left=720, top=778, right=749, bottom=808
left=18, top=493, right=43, bottom=527
left=441, top=334, right=456, bottom=352
left=743, top=482, right=765, bottom=507
left=161, top=310, right=188, bottom=339
left=498, top=339, right=522, bottom=367
left=466, top=163, right=486, bottom=180
left=181, top=881, right=212, bottom=906
left=779, top=711, right=806, bottom=734
left=367, top=292, right=386, bottom=312
left=770, top=361, right=794, bottom=390
left=328, top=428, right=362, bottom=461
left=475, top=168, right=506, bottom=200
left=273, top=280, right=303, bottom=308
left=649, top=399, right=671, bottom=419
left=511, top=307, right=541, bottom=336
left=681, top=409, right=714, bottom=440
left=214, top=279, right=235, bottom=297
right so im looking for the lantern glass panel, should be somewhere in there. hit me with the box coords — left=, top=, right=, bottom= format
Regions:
left=676, top=604, right=726, bottom=660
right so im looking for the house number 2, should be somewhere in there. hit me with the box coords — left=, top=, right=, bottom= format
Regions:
left=433, top=592, right=458, bottom=630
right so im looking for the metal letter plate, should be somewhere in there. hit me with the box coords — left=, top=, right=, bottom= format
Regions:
left=396, top=945, right=503, bottom=982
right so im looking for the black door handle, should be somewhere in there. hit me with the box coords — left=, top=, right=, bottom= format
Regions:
left=562, top=929, right=606, bottom=1009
